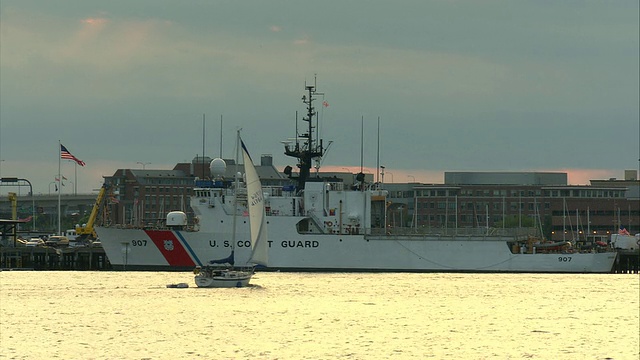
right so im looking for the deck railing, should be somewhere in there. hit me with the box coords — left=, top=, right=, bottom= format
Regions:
left=368, top=227, right=538, bottom=239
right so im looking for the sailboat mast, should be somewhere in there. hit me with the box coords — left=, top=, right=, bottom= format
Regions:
left=360, top=115, right=364, bottom=175
left=376, top=116, right=380, bottom=185
left=202, top=114, right=206, bottom=179
left=230, top=129, right=241, bottom=265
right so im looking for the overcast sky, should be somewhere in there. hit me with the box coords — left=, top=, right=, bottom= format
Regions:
left=1, top=1, right=638, bottom=195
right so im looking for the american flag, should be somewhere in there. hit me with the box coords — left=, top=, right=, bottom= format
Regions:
left=60, top=144, right=85, bottom=166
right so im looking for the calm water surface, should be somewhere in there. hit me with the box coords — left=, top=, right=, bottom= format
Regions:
left=1, top=272, right=638, bottom=359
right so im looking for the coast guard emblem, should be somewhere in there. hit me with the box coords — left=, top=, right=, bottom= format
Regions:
left=164, top=240, right=174, bottom=251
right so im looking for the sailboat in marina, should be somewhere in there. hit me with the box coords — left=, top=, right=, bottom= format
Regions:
left=193, top=136, right=269, bottom=288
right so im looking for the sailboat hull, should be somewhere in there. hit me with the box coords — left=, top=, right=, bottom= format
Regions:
left=194, top=270, right=252, bottom=288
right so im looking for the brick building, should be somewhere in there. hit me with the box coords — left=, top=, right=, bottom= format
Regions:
left=103, top=155, right=284, bottom=226
left=383, top=171, right=639, bottom=242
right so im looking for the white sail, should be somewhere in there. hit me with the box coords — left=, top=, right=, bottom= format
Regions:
left=241, top=139, right=269, bottom=266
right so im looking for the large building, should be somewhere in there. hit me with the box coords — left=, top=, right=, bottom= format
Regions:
left=382, top=171, right=639, bottom=242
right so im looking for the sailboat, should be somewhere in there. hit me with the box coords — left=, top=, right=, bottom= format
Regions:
left=193, top=136, right=269, bottom=288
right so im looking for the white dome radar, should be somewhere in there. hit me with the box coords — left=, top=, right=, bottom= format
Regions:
left=210, top=158, right=227, bottom=179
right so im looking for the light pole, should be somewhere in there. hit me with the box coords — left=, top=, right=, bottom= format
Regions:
left=342, top=167, right=354, bottom=185
left=137, top=162, right=151, bottom=169
left=387, top=171, right=394, bottom=183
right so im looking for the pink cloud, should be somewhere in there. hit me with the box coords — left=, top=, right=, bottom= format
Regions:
left=81, top=17, right=108, bottom=26
left=558, top=168, right=621, bottom=185
left=284, top=165, right=627, bottom=185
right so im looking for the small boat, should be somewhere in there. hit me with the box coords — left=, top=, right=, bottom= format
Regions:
left=193, top=134, right=269, bottom=288
left=166, top=283, right=189, bottom=288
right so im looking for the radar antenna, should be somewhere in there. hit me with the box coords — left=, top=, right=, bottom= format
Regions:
left=283, top=82, right=325, bottom=189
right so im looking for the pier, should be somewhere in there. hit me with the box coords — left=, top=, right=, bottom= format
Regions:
left=612, top=250, right=640, bottom=274
left=1, top=246, right=111, bottom=270
left=1, top=247, right=638, bottom=273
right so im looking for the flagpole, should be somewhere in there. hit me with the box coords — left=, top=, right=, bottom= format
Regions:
left=57, top=140, right=62, bottom=235
left=74, top=162, right=77, bottom=196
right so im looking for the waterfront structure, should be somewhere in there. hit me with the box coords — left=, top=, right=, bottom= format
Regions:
left=0, top=193, right=98, bottom=235
left=0, top=168, right=636, bottom=244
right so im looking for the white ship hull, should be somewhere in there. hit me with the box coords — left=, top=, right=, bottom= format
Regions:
left=95, top=225, right=616, bottom=273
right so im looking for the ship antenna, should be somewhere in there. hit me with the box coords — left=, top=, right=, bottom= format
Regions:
left=376, top=116, right=380, bottom=186
left=219, top=114, right=223, bottom=158
left=284, top=82, right=325, bottom=190
left=360, top=115, right=364, bottom=175
left=202, top=114, right=206, bottom=179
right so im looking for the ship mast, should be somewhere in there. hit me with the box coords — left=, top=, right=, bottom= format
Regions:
left=284, top=83, right=324, bottom=190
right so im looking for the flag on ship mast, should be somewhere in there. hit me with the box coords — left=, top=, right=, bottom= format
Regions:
left=60, top=144, right=85, bottom=166
left=618, top=226, right=630, bottom=235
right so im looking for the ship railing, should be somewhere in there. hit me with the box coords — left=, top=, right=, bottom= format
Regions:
left=261, top=186, right=281, bottom=197
left=368, top=227, right=538, bottom=239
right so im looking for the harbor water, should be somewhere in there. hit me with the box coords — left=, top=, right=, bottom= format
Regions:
left=1, top=272, right=638, bottom=359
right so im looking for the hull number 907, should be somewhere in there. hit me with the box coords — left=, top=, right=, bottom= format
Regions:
left=558, top=256, right=572, bottom=262
left=132, top=240, right=147, bottom=246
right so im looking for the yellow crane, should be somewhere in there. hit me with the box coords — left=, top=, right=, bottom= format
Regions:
left=8, top=192, right=17, bottom=220
left=75, top=184, right=109, bottom=241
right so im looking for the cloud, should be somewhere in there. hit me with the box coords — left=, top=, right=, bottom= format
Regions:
left=269, top=25, right=282, bottom=32
left=80, top=17, right=108, bottom=26
left=294, top=36, right=310, bottom=46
